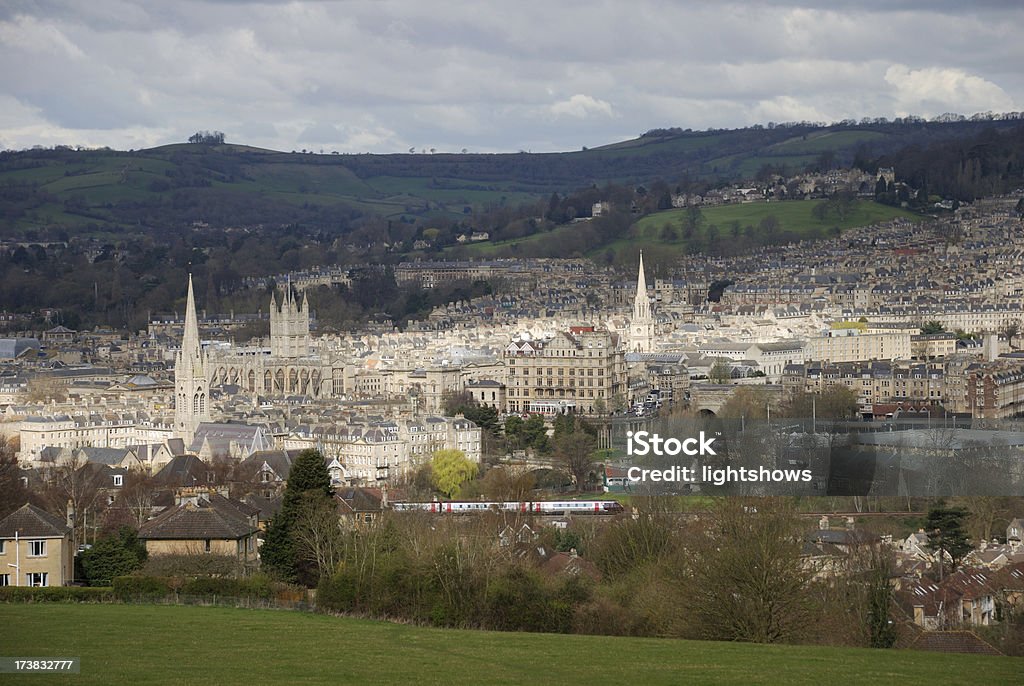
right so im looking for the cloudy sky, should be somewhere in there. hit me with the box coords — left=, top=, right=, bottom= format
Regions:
left=1, top=1, right=1022, bottom=153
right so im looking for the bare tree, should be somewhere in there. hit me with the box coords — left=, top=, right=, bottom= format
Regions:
left=42, top=455, right=107, bottom=549
left=117, top=471, right=158, bottom=527
left=291, top=492, right=345, bottom=578
left=0, top=436, right=28, bottom=518
left=554, top=427, right=597, bottom=491
left=682, top=498, right=815, bottom=643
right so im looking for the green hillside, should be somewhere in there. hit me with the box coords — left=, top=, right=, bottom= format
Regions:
left=453, top=199, right=920, bottom=263
left=4, top=604, right=1020, bottom=686
left=1, top=118, right=1018, bottom=235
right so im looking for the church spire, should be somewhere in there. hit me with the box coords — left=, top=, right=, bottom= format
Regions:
left=183, top=273, right=201, bottom=358
left=175, top=274, right=209, bottom=444
left=630, top=250, right=655, bottom=353
left=633, top=251, right=651, bottom=321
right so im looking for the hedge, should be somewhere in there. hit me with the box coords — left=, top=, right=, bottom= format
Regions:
left=112, top=575, right=173, bottom=599
left=0, top=586, right=115, bottom=603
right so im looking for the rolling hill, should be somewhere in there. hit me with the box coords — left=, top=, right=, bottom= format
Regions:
left=1, top=118, right=1020, bottom=236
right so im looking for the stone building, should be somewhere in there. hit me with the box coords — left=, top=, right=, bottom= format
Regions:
left=504, top=327, right=627, bottom=416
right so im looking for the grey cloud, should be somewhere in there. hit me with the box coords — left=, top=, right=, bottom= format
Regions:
left=0, top=1, right=1022, bottom=153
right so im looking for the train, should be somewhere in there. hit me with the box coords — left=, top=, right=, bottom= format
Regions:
left=391, top=500, right=626, bottom=515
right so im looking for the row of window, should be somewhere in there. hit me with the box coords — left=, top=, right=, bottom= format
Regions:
left=0, top=573, right=48, bottom=587
left=0, top=540, right=46, bottom=556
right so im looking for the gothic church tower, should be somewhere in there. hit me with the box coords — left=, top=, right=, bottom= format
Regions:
left=630, top=251, right=655, bottom=353
left=174, top=274, right=210, bottom=443
left=270, top=280, right=311, bottom=358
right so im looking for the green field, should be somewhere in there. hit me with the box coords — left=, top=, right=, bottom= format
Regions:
left=633, top=199, right=919, bottom=237
left=2, top=604, right=1021, bottom=685
left=455, top=200, right=920, bottom=262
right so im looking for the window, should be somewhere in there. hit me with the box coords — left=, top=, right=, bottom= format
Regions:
left=29, top=540, right=45, bottom=557
left=204, top=539, right=212, bottom=553
left=0, top=574, right=9, bottom=586
left=113, top=474, right=123, bottom=487
left=0, top=540, right=4, bottom=555
left=27, top=572, right=48, bottom=587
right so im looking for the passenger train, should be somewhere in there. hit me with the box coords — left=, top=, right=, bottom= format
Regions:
left=391, top=500, right=626, bottom=515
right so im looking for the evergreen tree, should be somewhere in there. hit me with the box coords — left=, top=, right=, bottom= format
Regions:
left=79, top=526, right=146, bottom=586
left=924, top=506, right=971, bottom=577
left=261, top=449, right=333, bottom=583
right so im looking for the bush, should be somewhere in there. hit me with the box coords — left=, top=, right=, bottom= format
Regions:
left=181, top=576, right=286, bottom=600
left=141, top=554, right=242, bottom=578
left=482, top=566, right=572, bottom=633
left=0, top=586, right=115, bottom=603
left=112, top=575, right=173, bottom=600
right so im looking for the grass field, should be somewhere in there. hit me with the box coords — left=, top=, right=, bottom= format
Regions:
left=457, top=200, right=920, bottom=261
left=3, top=604, right=1021, bottom=685
left=632, top=199, right=920, bottom=238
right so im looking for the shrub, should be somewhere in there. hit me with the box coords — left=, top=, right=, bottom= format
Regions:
left=0, top=586, right=115, bottom=603
left=112, top=575, right=172, bottom=600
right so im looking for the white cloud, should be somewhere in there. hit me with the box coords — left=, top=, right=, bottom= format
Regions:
left=548, top=94, right=614, bottom=119
left=885, top=64, right=1017, bottom=116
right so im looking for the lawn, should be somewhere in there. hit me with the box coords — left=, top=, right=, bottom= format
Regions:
left=632, top=199, right=920, bottom=239
left=2, top=604, right=1021, bottom=685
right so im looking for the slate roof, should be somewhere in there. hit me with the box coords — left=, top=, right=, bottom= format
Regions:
left=240, top=449, right=303, bottom=480
left=78, top=446, right=129, bottom=466
left=336, top=487, right=383, bottom=513
left=0, top=503, right=70, bottom=538
left=243, top=494, right=283, bottom=522
left=138, top=497, right=257, bottom=540
left=153, top=455, right=208, bottom=487
left=0, top=338, right=40, bottom=360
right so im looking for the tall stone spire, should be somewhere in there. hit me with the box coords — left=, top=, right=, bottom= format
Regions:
left=175, top=274, right=210, bottom=444
left=633, top=250, right=651, bottom=321
left=630, top=251, right=655, bottom=353
left=182, top=273, right=201, bottom=362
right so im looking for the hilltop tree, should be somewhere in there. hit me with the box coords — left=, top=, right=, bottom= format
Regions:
left=187, top=130, right=226, bottom=145
left=261, top=448, right=333, bottom=584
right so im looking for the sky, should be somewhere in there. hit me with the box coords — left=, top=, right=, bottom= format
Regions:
left=1, top=1, right=1022, bottom=154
